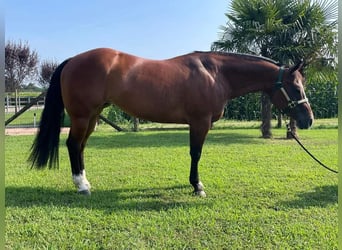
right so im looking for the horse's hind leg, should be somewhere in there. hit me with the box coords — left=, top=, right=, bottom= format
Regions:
left=67, top=116, right=97, bottom=195
left=78, top=115, right=99, bottom=191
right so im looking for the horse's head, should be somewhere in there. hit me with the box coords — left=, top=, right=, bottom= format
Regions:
left=270, top=62, right=314, bottom=129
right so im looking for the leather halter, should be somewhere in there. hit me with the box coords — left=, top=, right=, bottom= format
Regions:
left=274, top=66, right=309, bottom=113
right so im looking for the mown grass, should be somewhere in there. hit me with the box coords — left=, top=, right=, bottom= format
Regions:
left=5, top=109, right=42, bottom=127
left=5, top=121, right=337, bottom=249
left=5, top=109, right=71, bottom=127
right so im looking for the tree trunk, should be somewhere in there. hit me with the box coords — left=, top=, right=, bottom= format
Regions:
left=277, top=111, right=282, bottom=128
left=286, top=118, right=298, bottom=139
left=260, top=93, right=272, bottom=138
left=133, top=117, right=139, bottom=132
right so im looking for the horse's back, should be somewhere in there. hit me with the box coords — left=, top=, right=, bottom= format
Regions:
left=109, top=54, right=223, bottom=123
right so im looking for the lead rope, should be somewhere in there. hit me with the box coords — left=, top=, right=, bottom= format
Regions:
left=286, top=123, right=338, bottom=174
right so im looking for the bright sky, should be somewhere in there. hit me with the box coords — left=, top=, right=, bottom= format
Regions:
left=5, top=0, right=230, bottom=63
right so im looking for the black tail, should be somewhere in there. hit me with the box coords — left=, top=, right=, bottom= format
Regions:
left=29, top=59, right=70, bottom=169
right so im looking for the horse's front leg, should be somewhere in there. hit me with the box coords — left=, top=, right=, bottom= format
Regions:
left=189, top=120, right=210, bottom=197
left=190, top=145, right=206, bottom=197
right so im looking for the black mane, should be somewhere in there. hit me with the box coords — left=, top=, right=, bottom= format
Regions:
left=194, top=51, right=281, bottom=66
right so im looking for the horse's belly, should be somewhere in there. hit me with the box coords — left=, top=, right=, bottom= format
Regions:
left=119, top=101, right=188, bottom=124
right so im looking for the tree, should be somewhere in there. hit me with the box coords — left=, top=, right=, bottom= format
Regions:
left=38, top=60, right=59, bottom=89
left=5, top=40, right=38, bottom=92
left=212, top=0, right=337, bottom=138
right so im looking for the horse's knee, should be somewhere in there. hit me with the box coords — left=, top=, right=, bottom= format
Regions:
left=190, top=147, right=202, bottom=162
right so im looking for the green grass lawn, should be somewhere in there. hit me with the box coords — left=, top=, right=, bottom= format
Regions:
left=5, top=109, right=42, bottom=127
left=5, top=122, right=337, bottom=249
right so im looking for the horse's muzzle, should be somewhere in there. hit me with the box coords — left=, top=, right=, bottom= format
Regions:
left=297, top=118, right=313, bottom=129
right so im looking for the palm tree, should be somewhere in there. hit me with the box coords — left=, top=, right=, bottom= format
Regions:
left=212, top=0, right=337, bottom=138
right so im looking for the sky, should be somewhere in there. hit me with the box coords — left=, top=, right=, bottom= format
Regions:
left=5, top=0, right=230, bottom=63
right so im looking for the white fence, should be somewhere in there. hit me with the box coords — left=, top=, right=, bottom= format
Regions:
left=5, top=94, right=45, bottom=128
left=5, top=95, right=45, bottom=113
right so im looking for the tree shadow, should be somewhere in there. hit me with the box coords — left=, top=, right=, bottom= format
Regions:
left=277, top=185, right=337, bottom=209
left=5, top=185, right=210, bottom=213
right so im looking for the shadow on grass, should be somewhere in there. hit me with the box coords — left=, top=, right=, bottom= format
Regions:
left=5, top=185, right=210, bottom=212
left=278, top=185, right=337, bottom=209
left=86, top=131, right=260, bottom=149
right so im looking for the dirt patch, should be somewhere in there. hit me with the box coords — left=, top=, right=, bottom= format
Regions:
left=5, top=127, right=70, bottom=136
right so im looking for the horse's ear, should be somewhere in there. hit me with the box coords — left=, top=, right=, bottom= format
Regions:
left=289, top=60, right=304, bottom=74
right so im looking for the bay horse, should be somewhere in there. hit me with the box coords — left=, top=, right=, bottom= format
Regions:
left=29, top=48, right=313, bottom=196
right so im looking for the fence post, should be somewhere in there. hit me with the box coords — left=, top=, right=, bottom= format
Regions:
left=6, top=94, right=9, bottom=113
left=18, top=93, right=21, bottom=110
left=15, top=89, right=18, bottom=113
left=33, top=113, right=36, bottom=127
left=133, top=117, right=139, bottom=132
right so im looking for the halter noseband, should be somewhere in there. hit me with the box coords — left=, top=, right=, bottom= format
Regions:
left=274, top=66, right=309, bottom=113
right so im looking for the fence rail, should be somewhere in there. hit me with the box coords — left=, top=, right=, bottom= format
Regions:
left=5, top=95, right=45, bottom=113
left=5, top=93, right=46, bottom=128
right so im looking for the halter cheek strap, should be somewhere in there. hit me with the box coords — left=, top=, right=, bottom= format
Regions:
left=274, top=66, right=309, bottom=112
left=280, top=87, right=309, bottom=109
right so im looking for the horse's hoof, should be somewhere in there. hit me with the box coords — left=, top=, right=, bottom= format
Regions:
left=193, top=190, right=206, bottom=197
left=78, top=189, right=91, bottom=195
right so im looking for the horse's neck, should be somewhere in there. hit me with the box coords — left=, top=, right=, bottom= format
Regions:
left=221, top=61, right=279, bottom=99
